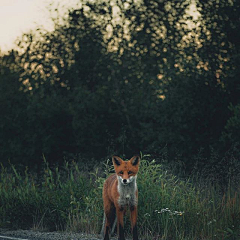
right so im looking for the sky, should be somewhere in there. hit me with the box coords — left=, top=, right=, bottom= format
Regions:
left=0, top=0, right=79, bottom=52
left=0, top=0, right=199, bottom=52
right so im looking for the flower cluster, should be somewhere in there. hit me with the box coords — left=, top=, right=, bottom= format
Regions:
left=155, top=208, right=184, bottom=216
left=207, top=219, right=216, bottom=225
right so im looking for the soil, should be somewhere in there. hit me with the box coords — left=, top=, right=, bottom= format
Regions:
left=0, top=229, right=105, bottom=240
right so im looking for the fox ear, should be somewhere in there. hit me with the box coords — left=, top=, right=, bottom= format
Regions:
left=112, top=156, right=122, bottom=166
left=130, top=155, right=140, bottom=166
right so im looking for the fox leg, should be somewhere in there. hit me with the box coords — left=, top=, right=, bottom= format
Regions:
left=116, top=206, right=125, bottom=240
left=130, top=205, right=138, bottom=240
left=103, top=203, right=115, bottom=240
left=101, top=213, right=106, bottom=238
left=110, top=216, right=117, bottom=236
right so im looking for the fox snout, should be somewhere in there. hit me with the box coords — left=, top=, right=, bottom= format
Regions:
left=121, top=177, right=129, bottom=185
left=119, top=176, right=135, bottom=185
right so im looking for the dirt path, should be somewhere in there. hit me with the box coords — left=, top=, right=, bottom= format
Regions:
left=0, top=229, right=105, bottom=240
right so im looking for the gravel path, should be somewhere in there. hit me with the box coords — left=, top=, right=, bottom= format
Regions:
left=0, top=229, right=106, bottom=240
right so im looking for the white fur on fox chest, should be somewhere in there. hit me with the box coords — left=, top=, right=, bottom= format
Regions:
left=117, top=176, right=138, bottom=207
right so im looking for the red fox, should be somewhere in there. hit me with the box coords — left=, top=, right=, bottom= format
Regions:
left=102, top=155, right=140, bottom=240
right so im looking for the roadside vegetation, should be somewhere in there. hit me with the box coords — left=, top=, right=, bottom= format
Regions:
left=0, top=155, right=239, bottom=240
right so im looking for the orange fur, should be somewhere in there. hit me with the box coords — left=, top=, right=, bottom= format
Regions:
left=102, top=156, right=140, bottom=240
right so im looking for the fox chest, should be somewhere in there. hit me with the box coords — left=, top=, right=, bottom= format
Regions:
left=117, top=185, right=138, bottom=207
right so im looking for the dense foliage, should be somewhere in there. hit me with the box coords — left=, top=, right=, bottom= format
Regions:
left=0, top=157, right=239, bottom=239
left=0, top=0, right=239, bottom=173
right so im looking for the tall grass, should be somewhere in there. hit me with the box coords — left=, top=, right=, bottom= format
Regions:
left=0, top=158, right=102, bottom=232
left=0, top=155, right=239, bottom=239
left=136, top=159, right=240, bottom=239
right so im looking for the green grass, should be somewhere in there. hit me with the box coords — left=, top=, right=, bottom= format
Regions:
left=0, top=155, right=239, bottom=239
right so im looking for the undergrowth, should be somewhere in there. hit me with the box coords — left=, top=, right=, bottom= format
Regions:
left=0, top=155, right=239, bottom=240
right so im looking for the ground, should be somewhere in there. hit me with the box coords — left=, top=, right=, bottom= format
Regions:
left=0, top=229, right=103, bottom=240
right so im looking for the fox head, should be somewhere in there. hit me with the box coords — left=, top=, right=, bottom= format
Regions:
left=112, top=155, right=140, bottom=185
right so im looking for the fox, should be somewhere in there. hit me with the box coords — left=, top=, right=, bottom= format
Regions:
left=102, top=155, right=140, bottom=240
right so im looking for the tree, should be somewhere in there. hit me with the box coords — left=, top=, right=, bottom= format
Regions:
left=0, top=51, right=29, bottom=165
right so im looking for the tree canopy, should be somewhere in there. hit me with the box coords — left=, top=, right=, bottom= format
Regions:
left=0, top=0, right=239, bottom=171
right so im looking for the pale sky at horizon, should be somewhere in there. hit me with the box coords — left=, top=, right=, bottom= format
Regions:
left=0, top=0, right=79, bottom=52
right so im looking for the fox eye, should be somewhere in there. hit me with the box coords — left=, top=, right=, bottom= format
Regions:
left=128, top=171, right=133, bottom=175
left=119, top=171, right=123, bottom=175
